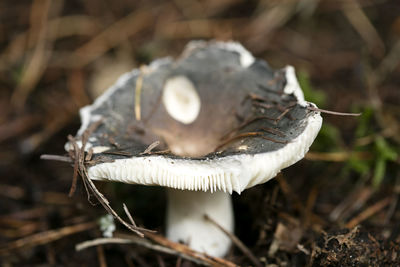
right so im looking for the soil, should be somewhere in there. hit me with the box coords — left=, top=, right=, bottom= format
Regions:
left=1, top=0, right=399, bottom=266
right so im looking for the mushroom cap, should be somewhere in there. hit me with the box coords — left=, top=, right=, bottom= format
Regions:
left=66, top=41, right=322, bottom=194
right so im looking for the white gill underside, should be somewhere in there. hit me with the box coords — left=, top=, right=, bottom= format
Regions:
left=70, top=46, right=322, bottom=193
left=87, top=109, right=322, bottom=194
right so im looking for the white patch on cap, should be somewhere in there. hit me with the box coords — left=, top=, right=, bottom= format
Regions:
left=92, top=146, right=111, bottom=153
left=214, top=42, right=255, bottom=68
left=87, top=109, right=322, bottom=194
left=283, top=66, right=307, bottom=107
left=64, top=140, right=90, bottom=152
left=64, top=141, right=110, bottom=154
left=237, top=145, right=248, bottom=150
left=162, top=76, right=201, bottom=124
left=185, top=40, right=255, bottom=68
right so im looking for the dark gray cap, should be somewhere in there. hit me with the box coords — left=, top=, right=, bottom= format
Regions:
left=66, top=41, right=322, bottom=194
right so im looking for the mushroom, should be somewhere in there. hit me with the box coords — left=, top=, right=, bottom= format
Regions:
left=65, top=41, right=322, bottom=257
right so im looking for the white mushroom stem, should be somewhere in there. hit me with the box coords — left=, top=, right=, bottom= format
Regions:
left=166, top=189, right=233, bottom=257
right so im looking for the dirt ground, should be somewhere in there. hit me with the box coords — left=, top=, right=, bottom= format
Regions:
left=1, top=0, right=399, bottom=266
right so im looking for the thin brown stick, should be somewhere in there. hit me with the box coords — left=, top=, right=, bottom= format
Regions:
left=253, top=101, right=296, bottom=121
left=77, top=235, right=238, bottom=267
left=218, top=131, right=287, bottom=151
left=204, top=215, right=262, bottom=267
left=217, top=132, right=261, bottom=151
left=76, top=237, right=138, bottom=251
left=305, top=151, right=371, bottom=162
left=221, top=115, right=278, bottom=141
left=0, top=185, right=25, bottom=200
left=85, top=147, right=93, bottom=161
left=157, top=255, right=167, bottom=267
left=123, top=203, right=137, bottom=227
left=342, top=0, right=384, bottom=55
left=307, top=106, right=361, bottom=116
left=345, top=197, right=392, bottom=228
left=10, top=0, right=61, bottom=110
left=252, top=101, right=274, bottom=109
left=70, top=8, right=157, bottom=68
left=0, top=222, right=96, bottom=255
left=275, top=107, right=292, bottom=122
left=102, top=150, right=133, bottom=157
left=68, top=135, right=80, bottom=197
left=144, top=232, right=238, bottom=267
left=247, top=93, right=269, bottom=103
left=108, top=137, right=121, bottom=149
left=65, top=120, right=151, bottom=237
left=260, top=127, right=286, bottom=137
left=134, top=67, right=145, bottom=121
left=176, top=257, right=182, bottom=267
left=97, top=245, right=108, bottom=267
left=0, top=115, right=41, bottom=143
left=40, top=154, right=73, bottom=163
left=140, top=140, right=161, bottom=155
left=150, top=149, right=171, bottom=155
left=78, top=158, right=150, bottom=237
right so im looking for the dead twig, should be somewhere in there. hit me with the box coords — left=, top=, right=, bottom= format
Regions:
left=123, top=203, right=137, bottom=227
left=220, top=115, right=279, bottom=141
left=134, top=67, right=145, bottom=121
left=11, top=0, right=64, bottom=110
left=108, top=137, right=121, bottom=149
left=217, top=131, right=287, bottom=151
left=342, top=0, right=385, bottom=55
left=144, top=232, right=238, bottom=267
left=102, top=150, right=133, bottom=157
left=63, top=120, right=152, bottom=237
left=305, top=151, right=372, bottom=162
left=70, top=8, right=156, bottom=68
left=41, top=154, right=73, bottom=163
left=329, top=186, right=374, bottom=222
left=140, top=140, right=161, bottom=155
left=260, top=127, right=286, bottom=137
left=252, top=101, right=274, bottom=109
left=0, top=115, right=41, bottom=143
left=345, top=197, right=392, bottom=229
left=68, top=135, right=80, bottom=197
left=76, top=151, right=151, bottom=237
left=77, top=234, right=238, bottom=267
left=97, top=245, right=108, bottom=267
left=0, top=184, right=26, bottom=200
left=307, top=106, right=361, bottom=116
left=204, top=214, right=262, bottom=267
left=76, top=237, right=137, bottom=251
left=0, top=221, right=96, bottom=255
left=275, top=107, right=292, bottom=122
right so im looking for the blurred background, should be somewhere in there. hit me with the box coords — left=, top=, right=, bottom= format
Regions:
left=0, top=0, right=399, bottom=266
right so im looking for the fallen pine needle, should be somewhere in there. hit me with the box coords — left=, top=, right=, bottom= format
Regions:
left=345, top=197, right=392, bottom=229
left=144, top=232, right=238, bottom=267
left=204, top=214, right=262, bottom=267
left=76, top=237, right=135, bottom=251
left=0, top=221, right=96, bottom=255
left=305, top=151, right=371, bottom=162
left=76, top=234, right=238, bottom=267
left=307, top=106, right=361, bottom=116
